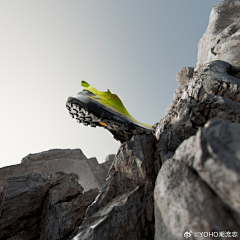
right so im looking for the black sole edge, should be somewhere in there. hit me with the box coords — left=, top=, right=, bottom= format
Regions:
left=66, top=98, right=153, bottom=143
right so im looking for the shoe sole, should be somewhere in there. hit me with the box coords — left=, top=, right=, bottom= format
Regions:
left=66, top=95, right=153, bottom=143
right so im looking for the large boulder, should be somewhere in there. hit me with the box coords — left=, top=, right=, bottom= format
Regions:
left=174, top=120, right=240, bottom=222
left=155, top=159, right=239, bottom=240
left=154, top=120, right=240, bottom=240
left=0, top=172, right=98, bottom=240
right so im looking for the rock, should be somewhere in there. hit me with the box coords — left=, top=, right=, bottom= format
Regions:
left=155, top=0, right=240, bottom=142
left=40, top=172, right=98, bottom=240
left=0, top=187, right=3, bottom=213
left=154, top=159, right=240, bottom=240
left=2, top=2, right=240, bottom=239
left=21, top=148, right=87, bottom=163
left=200, top=61, right=240, bottom=102
left=156, top=129, right=182, bottom=165
left=176, top=67, right=194, bottom=87
left=0, top=173, right=50, bottom=240
left=199, top=93, right=240, bottom=123
left=195, top=0, right=240, bottom=71
left=0, top=148, right=113, bottom=191
left=174, top=120, right=240, bottom=224
left=105, top=154, right=116, bottom=162
left=111, top=135, right=156, bottom=181
left=0, top=172, right=98, bottom=240
left=72, top=134, right=159, bottom=240
left=86, top=157, right=113, bottom=188
left=153, top=2, right=240, bottom=238
left=155, top=60, right=240, bottom=141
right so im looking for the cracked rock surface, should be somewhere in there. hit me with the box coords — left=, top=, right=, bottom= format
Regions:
left=154, top=120, right=240, bottom=240
left=174, top=120, right=240, bottom=221
left=195, top=0, right=240, bottom=71
left=155, top=1, right=240, bottom=142
left=0, top=172, right=98, bottom=240
left=152, top=1, right=240, bottom=239
left=155, top=60, right=240, bottom=142
left=72, top=134, right=160, bottom=240
left=0, top=148, right=113, bottom=191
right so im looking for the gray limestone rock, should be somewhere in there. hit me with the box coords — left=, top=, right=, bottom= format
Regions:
left=22, top=148, right=87, bottom=163
left=72, top=134, right=159, bottom=240
left=198, top=93, right=240, bottom=123
left=153, top=2, right=240, bottom=238
left=176, top=66, right=194, bottom=87
left=0, top=148, right=113, bottom=191
left=0, top=187, right=3, bottom=213
left=154, top=159, right=240, bottom=240
left=105, top=154, right=116, bottom=162
left=195, top=0, right=240, bottom=71
left=174, top=120, right=240, bottom=224
left=154, top=120, right=240, bottom=239
left=2, top=1, right=240, bottom=239
left=0, top=172, right=98, bottom=240
left=40, top=172, right=98, bottom=240
left=0, top=173, right=50, bottom=240
left=155, top=0, right=240, bottom=142
left=176, top=61, right=240, bottom=104
left=201, top=61, right=240, bottom=102
left=86, top=157, right=113, bottom=188
left=155, top=61, right=240, bottom=141
left=156, top=129, right=182, bottom=165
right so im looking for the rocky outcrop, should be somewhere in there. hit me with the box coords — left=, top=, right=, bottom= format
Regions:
left=174, top=120, right=240, bottom=222
left=1, top=1, right=240, bottom=240
left=21, top=149, right=87, bottom=163
left=155, top=60, right=240, bottom=143
left=153, top=1, right=240, bottom=239
left=0, top=148, right=113, bottom=191
left=154, top=120, right=240, bottom=239
left=155, top=0, right=240, bottom=143
left=105, top=154, right=116, bottom=162
left=0, top=148, right=114, bottom=240
left=195, top=0, right=240, bottom=71
left=70, top=2, right=240, bottom=238
left=0, top=172, right=98, bottom=240
left=72, top=134, right=160, bottom=240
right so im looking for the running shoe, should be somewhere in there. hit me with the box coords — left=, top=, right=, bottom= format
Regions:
left=66, top=81, right=153, bottom=142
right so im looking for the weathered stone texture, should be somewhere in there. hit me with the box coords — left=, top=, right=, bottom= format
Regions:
left=153, top=2, right=240, bottom=238
left=174, top=120, right=240, bottom=221
left=21, top=148, right=87, bottom=163
left=156, top=129, right=181, bottom=165
left=195, top=0, right=240, bottom=71
left=105, top=153, right=116, bottom=162
left=2, top=1, right=240, bottom=239
left=176, top=67, right=194, bottom=87
left=155, top=158, right=240, bottom=240
left=154, top=121, right=240, bottom=239
left=0, top=148, right=113, bottom=191
left=155, top=60, right=240, bottom=142
left=72, top=134, right=159, bottom=240
left=0, top=172, right=98, bottom=240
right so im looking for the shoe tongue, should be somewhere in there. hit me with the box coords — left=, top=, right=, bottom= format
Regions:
left=81, top=81, right=90, bottom=87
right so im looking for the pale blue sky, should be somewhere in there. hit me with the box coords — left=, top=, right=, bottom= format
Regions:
left=0, top=1, right=221, bottom=167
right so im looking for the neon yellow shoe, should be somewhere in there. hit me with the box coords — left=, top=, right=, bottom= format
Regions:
left=66, top=81, right=153, bottom=142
